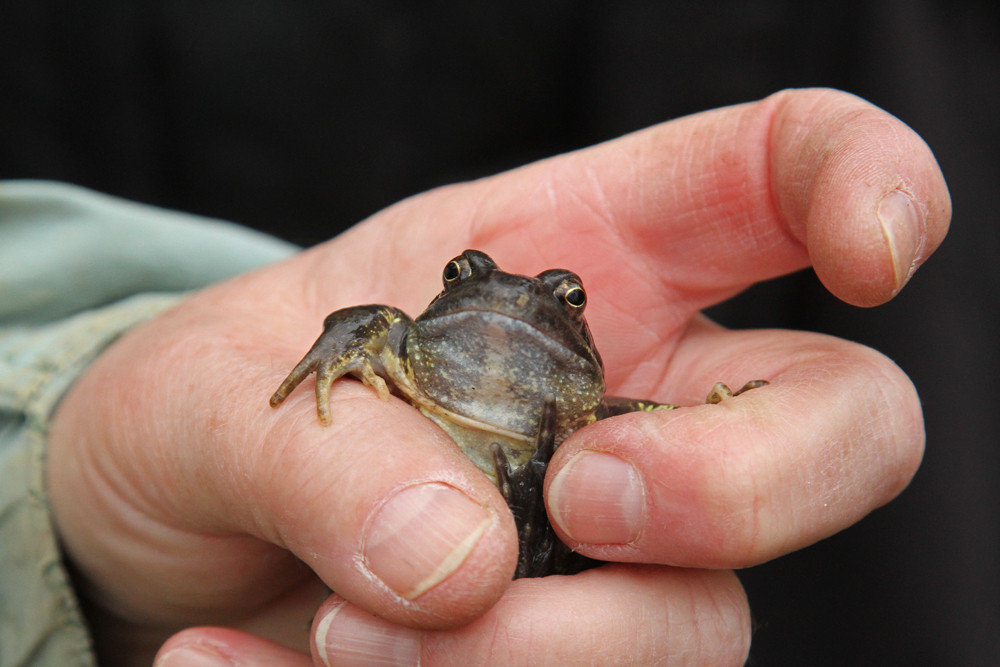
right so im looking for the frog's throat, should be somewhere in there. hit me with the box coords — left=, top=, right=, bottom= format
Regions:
left=414, top=400, right=533, bottom=445
left=381, top=343, right=541, bottom=446
left=416, top=403, right=535, bottom=483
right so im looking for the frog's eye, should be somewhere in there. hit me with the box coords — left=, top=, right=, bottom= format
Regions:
left=555, top=281, right=586, bottom=311
left=564, top=286, right=586, bottom=308
left=443, top=257, right=472, bottom=284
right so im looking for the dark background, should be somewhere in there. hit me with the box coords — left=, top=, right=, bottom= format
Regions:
left=2, top=2, right=996, bottom=664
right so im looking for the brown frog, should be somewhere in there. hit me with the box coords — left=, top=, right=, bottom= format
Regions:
left=270, top=249, right=765, bottom=577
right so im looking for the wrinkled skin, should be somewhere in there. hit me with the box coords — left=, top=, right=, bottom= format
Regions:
left=44, top=89, right=949, bottom=666
left=269, top=249, right=765, bottom=577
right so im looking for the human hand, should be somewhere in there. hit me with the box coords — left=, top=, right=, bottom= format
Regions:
left=47, top=88, right=949, bottom=666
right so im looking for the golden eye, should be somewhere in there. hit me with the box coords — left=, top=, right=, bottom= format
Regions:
left=563, top=285, right=586, bottom=309
left=443, top=260, right=463, bottom=282
left=443, top=257, right=473, bottom=284
left=552, top=279, right=586, bottom=311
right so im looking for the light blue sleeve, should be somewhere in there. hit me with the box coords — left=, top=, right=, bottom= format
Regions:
left=0, top=181, right=299, bottom=666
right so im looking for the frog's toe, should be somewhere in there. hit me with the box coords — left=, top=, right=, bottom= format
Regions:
left=314, top=364, right=338, bottom=426
left=735, top=379, right=769, bottom=395
left=268, top=387, right=288, bottom=408
left=269, top=358, right=318, bottom=408
left=358, top=364, right=391, bottom=401
left=706, top=379, right=769, bottom=404
left=706, top=382, right=734, bottom=404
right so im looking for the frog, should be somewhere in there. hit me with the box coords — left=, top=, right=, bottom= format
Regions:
left=269, top=249, right=766, bottom=578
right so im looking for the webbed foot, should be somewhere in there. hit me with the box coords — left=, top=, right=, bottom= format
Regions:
left=269, top=305, right=410, bottom=425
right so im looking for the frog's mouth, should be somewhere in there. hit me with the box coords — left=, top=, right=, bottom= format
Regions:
left=438, top=306, right=596, bottom=363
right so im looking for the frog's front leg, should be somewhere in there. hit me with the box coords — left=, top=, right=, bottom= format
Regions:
left=600, top=379, right=769, bottom=416
left=599, top=396, right=680, bottom=417
left=269, top=305, right=412, bottom=426
left=705, top=380, right=769, bottom=404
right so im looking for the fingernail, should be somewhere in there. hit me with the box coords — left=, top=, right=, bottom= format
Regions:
left=548, top=451, right=644, bottom=545
left=877, top=189, right=925, bottom=291
left=155, top=643, right=234, bottom=667
left=364, top=483, right=491, bottom=600
left=314, top=601, right=421, bottom=667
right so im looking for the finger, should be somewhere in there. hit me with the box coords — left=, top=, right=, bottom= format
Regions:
left=47, top=275, right=519, bottom=636
left=155, top=627, right=312, bottom=667
left=311, top=566, right=750, bottom=667
left=769, top=89, right=950, bottom=305
left=327, top=87, right=948, bottom=314
left=545, top=320, right=924, bottom=568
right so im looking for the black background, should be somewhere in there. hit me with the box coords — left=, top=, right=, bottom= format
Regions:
left=2, top=2, right=996, bottom=664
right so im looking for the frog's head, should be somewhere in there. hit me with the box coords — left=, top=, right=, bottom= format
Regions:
left=419, top=250, right=602, bottom=370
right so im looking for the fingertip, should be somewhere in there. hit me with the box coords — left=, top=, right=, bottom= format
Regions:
left=769, top=88, right=951, bottom=306
left=361, top=482, right=503, bottom=602
left=312, top=598, right=422, bottom=667
left=547, top=450, right=645, bottom=547
left=877, top=189, right=926, bottom=293
left=335, top=456, right=517, bottom=629
left=550, top=394, right=769, bottom=567
left=156, top=627, right=311, bottom=667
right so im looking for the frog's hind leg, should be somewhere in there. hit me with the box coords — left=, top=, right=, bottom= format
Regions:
left=492, top=441, right=551, bottom=578
left=493, top=396, right=598, bottom=578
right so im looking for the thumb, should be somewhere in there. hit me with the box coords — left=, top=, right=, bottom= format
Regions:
left=47, top=265, right=518, bottom=642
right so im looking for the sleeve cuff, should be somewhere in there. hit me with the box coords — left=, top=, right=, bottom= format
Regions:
left=0, top=293, right=187, bottom=666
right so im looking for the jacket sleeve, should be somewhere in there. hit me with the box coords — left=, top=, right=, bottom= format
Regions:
left=0, top=181, right=297, bottom=666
